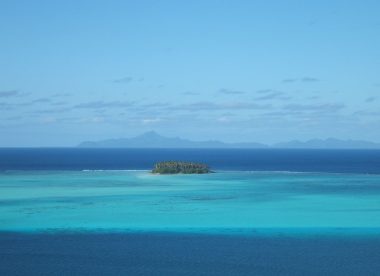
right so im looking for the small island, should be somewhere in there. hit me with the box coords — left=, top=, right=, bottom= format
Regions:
left=152, top=161, right=211, bottom=174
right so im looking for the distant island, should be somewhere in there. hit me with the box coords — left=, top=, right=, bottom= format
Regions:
left=152, top=161, right=211, bottom=174
left=78, top=131, right=380, bottom=149
left=78, top=131, right=267, bottom=148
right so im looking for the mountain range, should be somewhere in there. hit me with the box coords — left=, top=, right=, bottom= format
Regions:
left=78, top=131, right=380, bottom=149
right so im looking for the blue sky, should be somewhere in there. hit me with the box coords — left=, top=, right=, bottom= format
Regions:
left=1, top=0, right=379, bottom=146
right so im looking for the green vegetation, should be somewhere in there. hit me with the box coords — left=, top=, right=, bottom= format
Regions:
left=152, top=161, right=211, bottom=174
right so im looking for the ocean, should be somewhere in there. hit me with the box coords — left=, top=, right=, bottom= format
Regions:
left=2, top=148, right=380, bottom=173
left=1, top=148, right=380, bottom=275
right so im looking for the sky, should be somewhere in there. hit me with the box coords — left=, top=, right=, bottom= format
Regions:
left=1, top=0, right=380, bottom=146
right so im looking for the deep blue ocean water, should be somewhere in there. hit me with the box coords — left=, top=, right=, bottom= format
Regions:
left=1, top=148, right=380, bottom=173
left=1, top=148, right=380, bottom=275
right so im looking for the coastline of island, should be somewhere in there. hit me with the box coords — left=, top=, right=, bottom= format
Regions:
left=152, top=161, right=211, bottom=174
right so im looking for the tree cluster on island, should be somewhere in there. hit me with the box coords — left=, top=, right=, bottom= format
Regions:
left=152, top=161, right=211, bottom=174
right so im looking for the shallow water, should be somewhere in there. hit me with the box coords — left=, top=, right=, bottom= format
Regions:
left=1, top=170, right=380, bottom=233
left=2, top=169, right=380, bottom=275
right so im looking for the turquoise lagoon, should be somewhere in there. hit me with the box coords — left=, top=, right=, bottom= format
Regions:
left=1, top=170, right=380, bottom=235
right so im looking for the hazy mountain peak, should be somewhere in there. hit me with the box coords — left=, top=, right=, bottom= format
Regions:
left=78, top=132, right=380, bottom=149
left=78, top=132, right=267, bottom=148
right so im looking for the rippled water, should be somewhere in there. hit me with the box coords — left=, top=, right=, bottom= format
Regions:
left=1, top=170, right=380, bottom=233
left=2, top=150, right=380, bottom=275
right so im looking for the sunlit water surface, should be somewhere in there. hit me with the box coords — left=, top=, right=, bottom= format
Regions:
left=1, top=170, right=380, bottom=235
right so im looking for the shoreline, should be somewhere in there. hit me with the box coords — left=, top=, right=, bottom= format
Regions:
left=2, top=169, right=380, bottom=176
